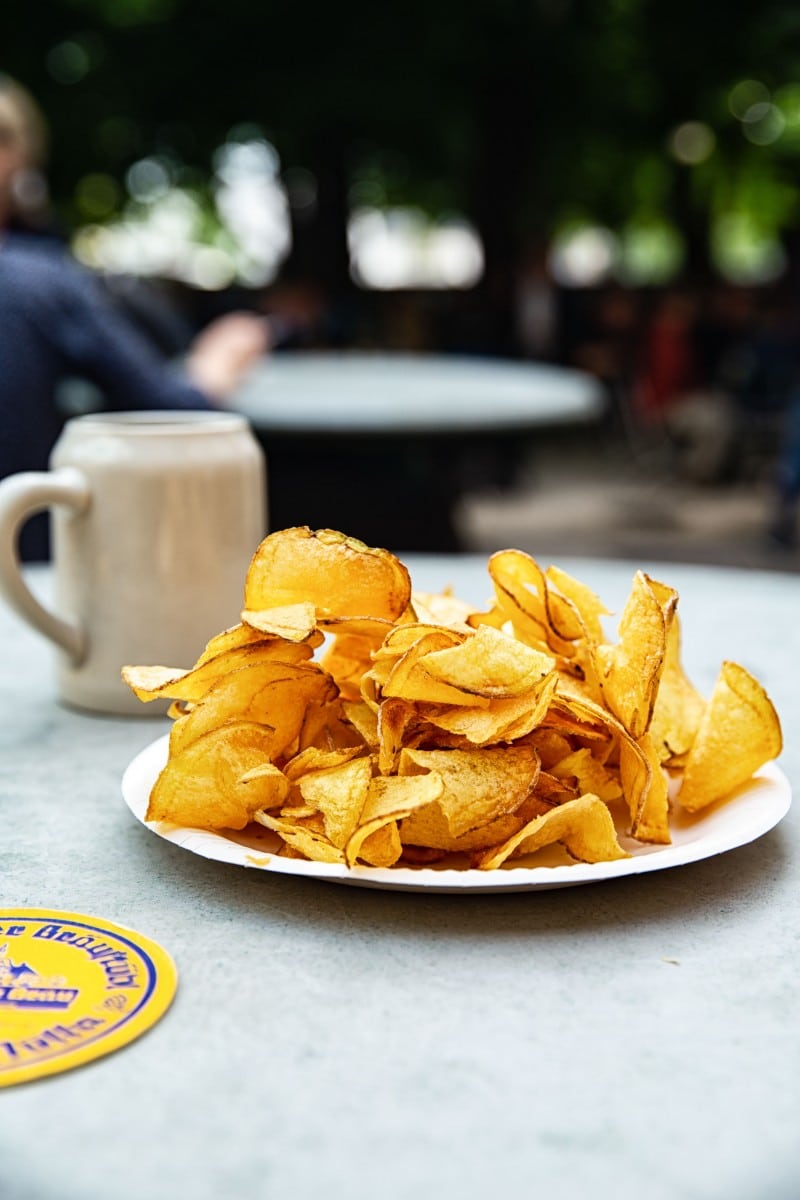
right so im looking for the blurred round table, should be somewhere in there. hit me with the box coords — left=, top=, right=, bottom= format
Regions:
left=232, top=352, right=605, bottom=550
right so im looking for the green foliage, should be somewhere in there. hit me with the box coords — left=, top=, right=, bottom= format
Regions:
left=2, top=0, right=799, bottom=277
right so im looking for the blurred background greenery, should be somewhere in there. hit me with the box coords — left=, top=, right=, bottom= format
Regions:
left=3, top=0, right=800, bottom=336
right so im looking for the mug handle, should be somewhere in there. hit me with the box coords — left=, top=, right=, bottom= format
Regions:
left=0, top=468, right=92, bottom=664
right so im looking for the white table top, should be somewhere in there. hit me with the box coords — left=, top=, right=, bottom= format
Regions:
left=2, top=557, right=798, bottom=1200
left=232, top=352, right=605, bottom=435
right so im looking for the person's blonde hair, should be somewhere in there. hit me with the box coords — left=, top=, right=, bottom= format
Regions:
left=0, top=75, right=47, bottom=167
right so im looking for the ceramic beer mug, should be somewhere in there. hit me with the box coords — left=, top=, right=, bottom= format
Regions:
left=0, top=411, right=267, bottom=715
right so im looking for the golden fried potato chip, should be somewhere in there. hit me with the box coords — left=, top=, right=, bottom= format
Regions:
left=169, top=663, right=336, bottom=759
left=194, top=622, right=274, bottom=666
left=254, top=812, right=346, bottom=864
left=477, top=793, right=628, bottom=869
left=345, top=773, right=445, bottom=866
left=552, top=686, right=665, bottom=841
left=418, top=673, right=557, bottom=747
left=283, top=745, right=364, bottom=782
left=357, top=821, right=403, bottom=867
left=381, top=631, right=490, bottom=708
left=618, top=732, right=670, bottom=844
left=123, top=639, right=316, bottom=703
left=648, top=615, right=707, bottom=767
left=544, top=565, right=610, bottom=644
left=320, top=632, right=384, bottom=701
left=399, top=804, right=527, bottom=853
left=147, top=723, right=276, bottom=829
left=549, top=747, right=622, bottom=804
left=341, top=700, right=379, bottom=750
left=410, top=588, right=476, bottom=629
left=296, top=700, right=364, bottom=753
left=597, top=571, right=677, bottom=739
left=372, top=623, right=464, bottom=661
left=419, top=624, right=556, bottom=699
left=296, top=755, right=373, bottom=848
left=677, top=661, right=782, bottom=812
left=244, top=527, right=411, bottom=621
left=241, top=602, right=318, bottom=642
left=398, top=745, right=539, bottom=837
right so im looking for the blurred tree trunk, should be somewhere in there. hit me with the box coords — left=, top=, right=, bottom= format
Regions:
left=283, top=133, right=352, bottom=301
left=469, top=69, right=536, bottom=356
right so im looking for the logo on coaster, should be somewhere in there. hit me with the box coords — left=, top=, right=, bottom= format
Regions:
left=0, top=910, right=177, bottom=1087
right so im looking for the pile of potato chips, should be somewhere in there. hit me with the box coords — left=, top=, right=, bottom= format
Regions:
left=123, top=527, right=782, bottom=871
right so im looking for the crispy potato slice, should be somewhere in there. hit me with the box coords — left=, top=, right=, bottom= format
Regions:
left=618, top=732, right=670, bottom=844
left=597, top=572, right=677, bottom=739
left=168, top=663, right=336, bottom=759
left=358, top=821, right=404, bottom=867
left=552, top=687, right=663, bottom=841
left=244, top=527, right=411, bottom=621
left=284, top=745, right=365, bottom=782
left=398, top=745, right=539, bottom=838
left=419, top=624, right=556, bottom=699
left=123, top=640, right=316, bottom=703
left=345, top=773, right=445, bottom=866
left=410, top=589, right=476, bottom=629
left=677, top=661, right=783, bottom=812
left=146, top=722, right=277, bottom=829
left=648, top=614, right=707, bottom=767
left=418, top=673, right=557, bottom=747
left=477, top=793, right=629, bottom=869
left=241, top=602, right=318, bottom=642
left=381, top=631, right=490, bottom=708
left=296, top=755, right=373, bottom=848
left=550, top=747, right=622, bottom=804
left=400, top=806, right=526, bottom=853
left=544, top=565, right=610, bottom=644
left=254, top=812, right=346, bottom=864
left=194, top=621, right=275, bottom=665
left=320, top=632, right=383, bottom=701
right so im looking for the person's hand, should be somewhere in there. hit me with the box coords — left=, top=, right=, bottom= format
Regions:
left=185, top=312, right=271, bottom=400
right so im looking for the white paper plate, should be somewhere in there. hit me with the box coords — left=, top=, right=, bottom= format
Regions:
left=121, top=734, right=791, bottom=894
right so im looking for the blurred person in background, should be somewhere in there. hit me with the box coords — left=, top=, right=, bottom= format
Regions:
left=0, top=75, right=269, bottom=561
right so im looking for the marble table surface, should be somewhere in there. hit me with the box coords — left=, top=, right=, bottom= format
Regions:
left=1, top=556, right=798, bottom=1200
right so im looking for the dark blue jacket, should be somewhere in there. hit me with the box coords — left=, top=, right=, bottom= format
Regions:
left=0, top=237, right=211, bottom=558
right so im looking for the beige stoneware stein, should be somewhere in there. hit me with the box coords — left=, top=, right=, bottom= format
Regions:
left=0, top=411, right=266, bottom=715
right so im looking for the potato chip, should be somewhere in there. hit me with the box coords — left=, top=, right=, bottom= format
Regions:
left=417, top=673, right=557, bottom=747
left=544, top=564, right=610, bottom=644
left=677, top=661, right=782, bottom=812
left=618, top=731, right=670, bottom=844
left=244, top=526, right=411, bottom=621
left=345, top=773, right=445, bottom=867
left=168, top=663, right=336, bottom=760
left=123, top=639, right=316, bottom=703
left=380, top=631, right=490, bottom=708
left=477, top=793, right=629, bottom=869
left=648, top=615, right=706, bottom=767
left=597, top=572, right=677, bottom=739
left=254, top=812, right=346, bottom=864
left=241, top=602, right=318, bottom=642
left=549, top=747, right=622, bottom=804
left=398, top=745, right=539, bottom=838
left=283, top=745, right=364, bottom=782
left=399, top=804, right=527, bottom=853
left=419, top=624, right=555, bottom=699
left=295, top=755, right=373, bottom=848
left=147, top=723, right=276, bottom=829
left=410, top=588, right=476, bottom=629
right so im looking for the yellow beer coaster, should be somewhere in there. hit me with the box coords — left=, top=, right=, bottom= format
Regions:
left=0, top=909, right=178, bottom=1087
